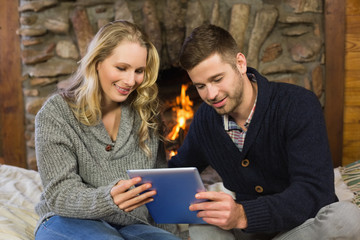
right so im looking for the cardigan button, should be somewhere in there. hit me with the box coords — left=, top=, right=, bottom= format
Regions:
left=241, top=159, right=250, bottom=167
left=255, top=185, right=264, bottom=193
left=105, top=144, right=113, bottom=151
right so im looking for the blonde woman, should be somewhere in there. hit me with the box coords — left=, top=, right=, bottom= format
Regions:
left=34, top=21, right=181, bottom=240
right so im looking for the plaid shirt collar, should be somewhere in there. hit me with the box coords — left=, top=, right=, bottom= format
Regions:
left=223, top=73, right=257, bottom=132
left=223, top=98, right=256, bottom=132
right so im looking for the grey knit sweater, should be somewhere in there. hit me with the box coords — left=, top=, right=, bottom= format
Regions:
left=34, top=94, right=177, bottom=235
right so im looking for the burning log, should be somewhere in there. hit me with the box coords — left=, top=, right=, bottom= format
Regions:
left=163, top=84, right=194, bottom=158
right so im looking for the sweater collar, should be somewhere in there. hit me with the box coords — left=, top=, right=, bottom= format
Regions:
left=240, top=67, right=272, bottom=156
left=87, top=102, right=136, bottom=147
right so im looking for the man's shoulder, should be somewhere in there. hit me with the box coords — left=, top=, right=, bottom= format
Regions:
left=267, top=80, right=318, bottom=103
left=250, top=67, right=314, bottom=98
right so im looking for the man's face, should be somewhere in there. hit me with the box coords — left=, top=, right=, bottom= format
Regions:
left=188, top=53, right=246, bottom=116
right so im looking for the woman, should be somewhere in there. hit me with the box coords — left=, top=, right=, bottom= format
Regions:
left=34, top=20, right=181, bottom=240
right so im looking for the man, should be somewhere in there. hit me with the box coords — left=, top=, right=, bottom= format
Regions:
left=168, top=24, right=360, bottom=239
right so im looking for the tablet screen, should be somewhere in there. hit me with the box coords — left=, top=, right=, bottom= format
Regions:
left=127, top=167, right=207, bottom=224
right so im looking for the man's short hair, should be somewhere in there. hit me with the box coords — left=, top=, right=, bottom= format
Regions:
left=179, top=24, right=240, bottom=71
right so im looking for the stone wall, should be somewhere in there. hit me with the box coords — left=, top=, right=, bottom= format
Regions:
left=19, top=0, right=325, bottom=169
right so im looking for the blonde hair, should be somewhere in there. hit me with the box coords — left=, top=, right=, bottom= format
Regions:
left=61, top=20, right=161, bottom=157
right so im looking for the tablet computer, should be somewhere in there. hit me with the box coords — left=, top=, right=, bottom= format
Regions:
left=126, top=167, right=207, bottom=224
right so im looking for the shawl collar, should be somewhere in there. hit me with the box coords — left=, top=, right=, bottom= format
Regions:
left=240, top=67, right=273, bottom=158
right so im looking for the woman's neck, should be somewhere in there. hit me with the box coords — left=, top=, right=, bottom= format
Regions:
left=102, top=103, right=121, bottom=142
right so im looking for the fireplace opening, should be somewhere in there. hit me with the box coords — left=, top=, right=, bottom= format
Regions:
left=157, top=67, right=222, bottom=183
left=157, top=67, right=202, bottom=159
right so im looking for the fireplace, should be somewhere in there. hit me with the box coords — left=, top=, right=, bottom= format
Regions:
left=157, top=67, right=201, bottom=159
left=19, top=0, right=326, bottom=169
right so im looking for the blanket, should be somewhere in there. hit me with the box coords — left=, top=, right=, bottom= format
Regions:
left=0, top=163, right=358, bottom=240
left=0, top=165, right=42, bottom=240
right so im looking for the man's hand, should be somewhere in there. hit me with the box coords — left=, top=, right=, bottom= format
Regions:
left=189, top=191, right=247, bottom=230
left=110, top=177, right=156, bottom=212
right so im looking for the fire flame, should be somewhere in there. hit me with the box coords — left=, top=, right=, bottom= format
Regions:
left=167, top=84, right=194, bottom=157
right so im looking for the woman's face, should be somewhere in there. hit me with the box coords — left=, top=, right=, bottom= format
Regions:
left=97, top=41, right=147, bottom=106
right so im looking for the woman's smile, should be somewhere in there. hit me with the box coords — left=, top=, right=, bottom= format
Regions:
left=113, top=83, right=131, bottom=95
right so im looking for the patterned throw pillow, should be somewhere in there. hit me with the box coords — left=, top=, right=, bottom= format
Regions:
left=340, top=160, right=360, bottom=208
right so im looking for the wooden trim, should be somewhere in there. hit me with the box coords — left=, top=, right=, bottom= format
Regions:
left=0, top=1, right=27, bottom=168
left=324, top=0, right=346, bottom=167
